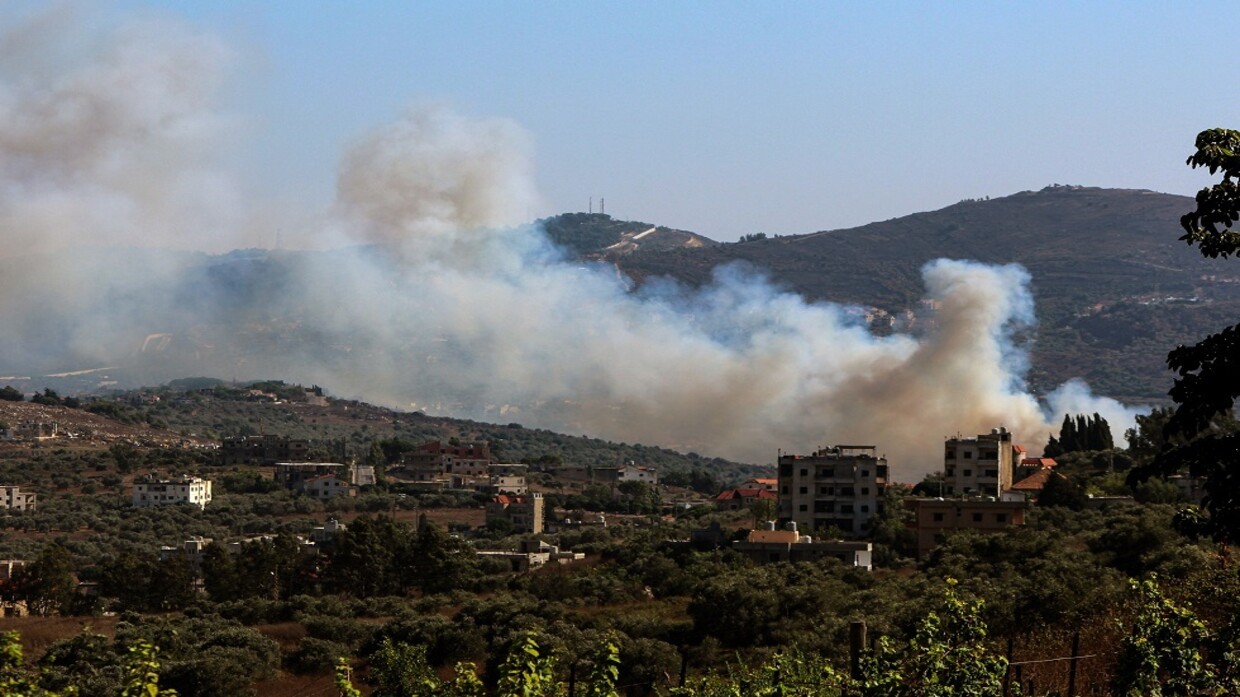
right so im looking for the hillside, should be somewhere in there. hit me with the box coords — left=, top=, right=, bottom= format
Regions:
left=0, top=383, right=764, bottom=481
left=613, top=186, right=1234, bottom=401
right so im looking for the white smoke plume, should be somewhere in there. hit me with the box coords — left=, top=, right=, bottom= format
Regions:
left=0, top=9, right=1145, bottom=479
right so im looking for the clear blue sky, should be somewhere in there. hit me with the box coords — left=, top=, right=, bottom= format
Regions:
left=98, top=1, right=1240, bottom=240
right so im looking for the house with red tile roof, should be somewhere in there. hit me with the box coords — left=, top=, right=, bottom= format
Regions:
left=714, top=487, right=777, bottom=511
left=486, top=493, right=545, bottom=533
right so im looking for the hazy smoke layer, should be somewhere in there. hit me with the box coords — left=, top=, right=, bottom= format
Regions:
left=0, top=7, right=240, bottom=254
left=0, top=11, right=1143, bottom=477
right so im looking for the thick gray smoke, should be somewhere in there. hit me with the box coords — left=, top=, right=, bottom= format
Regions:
left=0, top=10, right=1142, bottom=477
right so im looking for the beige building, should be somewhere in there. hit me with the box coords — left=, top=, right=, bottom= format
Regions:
left=618, top=463, right=658, bottom=486
left=159, top=537, right=213, bottom=571
left=777, top=445, right=888, bottom=537
left=733, top=524, right=873, bottom=569
left=302, top=474, right=357, bottom=500
left=477, top=539, right=585, bottom=573
left=942, top=428, right=1023, bottom=497
left=132, top=475, right=213, bottom=510
left=0, top=486, right=35, bottom=511
left=905, top=498, right=1028, bottom=558
left=486, top=493, right=545, bottom=534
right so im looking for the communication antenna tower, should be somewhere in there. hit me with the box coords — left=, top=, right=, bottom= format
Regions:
left=600, top=197, right=605, bottom=215
left=589, top=197, right=593, bottom=214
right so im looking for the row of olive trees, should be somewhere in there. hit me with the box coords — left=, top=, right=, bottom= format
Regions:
left=331, top=579, right=1219, bottom=697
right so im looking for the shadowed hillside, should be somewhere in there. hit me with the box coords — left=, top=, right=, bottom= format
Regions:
left=614, top=186, right=1236, bottom=401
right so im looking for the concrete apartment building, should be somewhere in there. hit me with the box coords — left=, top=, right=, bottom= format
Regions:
left=403, top=440, right=494, bottom=472
left=777, top=445, right=888, bottom=537
left=942, top=427, right=1023, bottom=497
left=0, top=486, right=35, bottom=511
left=220, top=435, right=310, bottom=465
left=132, top=475, right=213, bottom=510
left=905, top=498, right=1028, bottom=558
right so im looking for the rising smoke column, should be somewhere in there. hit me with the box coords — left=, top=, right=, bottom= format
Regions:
left=0, top=8, right=1143, bottom=477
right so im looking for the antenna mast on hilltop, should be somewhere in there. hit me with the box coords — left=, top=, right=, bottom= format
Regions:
left=589, top=197, right=593, bottom=214
left=600, top=197, right=605, bottom=215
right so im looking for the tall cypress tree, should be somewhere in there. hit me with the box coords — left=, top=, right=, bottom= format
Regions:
left=1060, top=414, right=1077, bottom=453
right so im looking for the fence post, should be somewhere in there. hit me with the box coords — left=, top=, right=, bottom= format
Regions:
left=1002, top=635, right=1014, bottom=697
left=1067, top=629, right=1081, bottom=697
left=850, top=620, right=867, bottom=680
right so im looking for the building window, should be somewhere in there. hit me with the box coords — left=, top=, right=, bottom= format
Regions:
left=985, top=469, right=998, bottom=478
left=946, top=467, right=955, bottom=476
left=963, top=470, right=972, bottom=477
left=963, top=451, right=973, bottom=459
left=996, top=513, right=1008, bottom=523
left=860, top=505, right=869, bottom=513
left=861, top=487, right=869, bottom=495
left=799, top=487, right=808, bottom=495
left=861, top=470, right=869, bottom=477
left=932, top=512, right=944, bottom=522
left=799, top=504, right=808, bottom=512
left=972, top=513, right=983, bottom=522
left=782, top=486, right=789, bottom=494
left=800, top=469, right=808, bottom=477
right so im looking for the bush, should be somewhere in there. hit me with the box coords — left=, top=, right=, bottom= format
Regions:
left=285, top=637, right=350, bottom=674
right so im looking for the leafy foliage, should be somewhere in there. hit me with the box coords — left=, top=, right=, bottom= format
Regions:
left=1130, top=128, right=1240, bottom=543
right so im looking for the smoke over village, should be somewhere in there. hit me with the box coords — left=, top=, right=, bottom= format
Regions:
left=6, top=5, right=1240, bottom=696
left=0, top=8, right=1144, bottom=477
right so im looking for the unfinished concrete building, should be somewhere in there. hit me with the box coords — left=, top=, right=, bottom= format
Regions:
left=777, top=445, right=888, bottom=537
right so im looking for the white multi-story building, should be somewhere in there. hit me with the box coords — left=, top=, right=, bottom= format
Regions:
left=132, top=475, right=213, bottom=510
